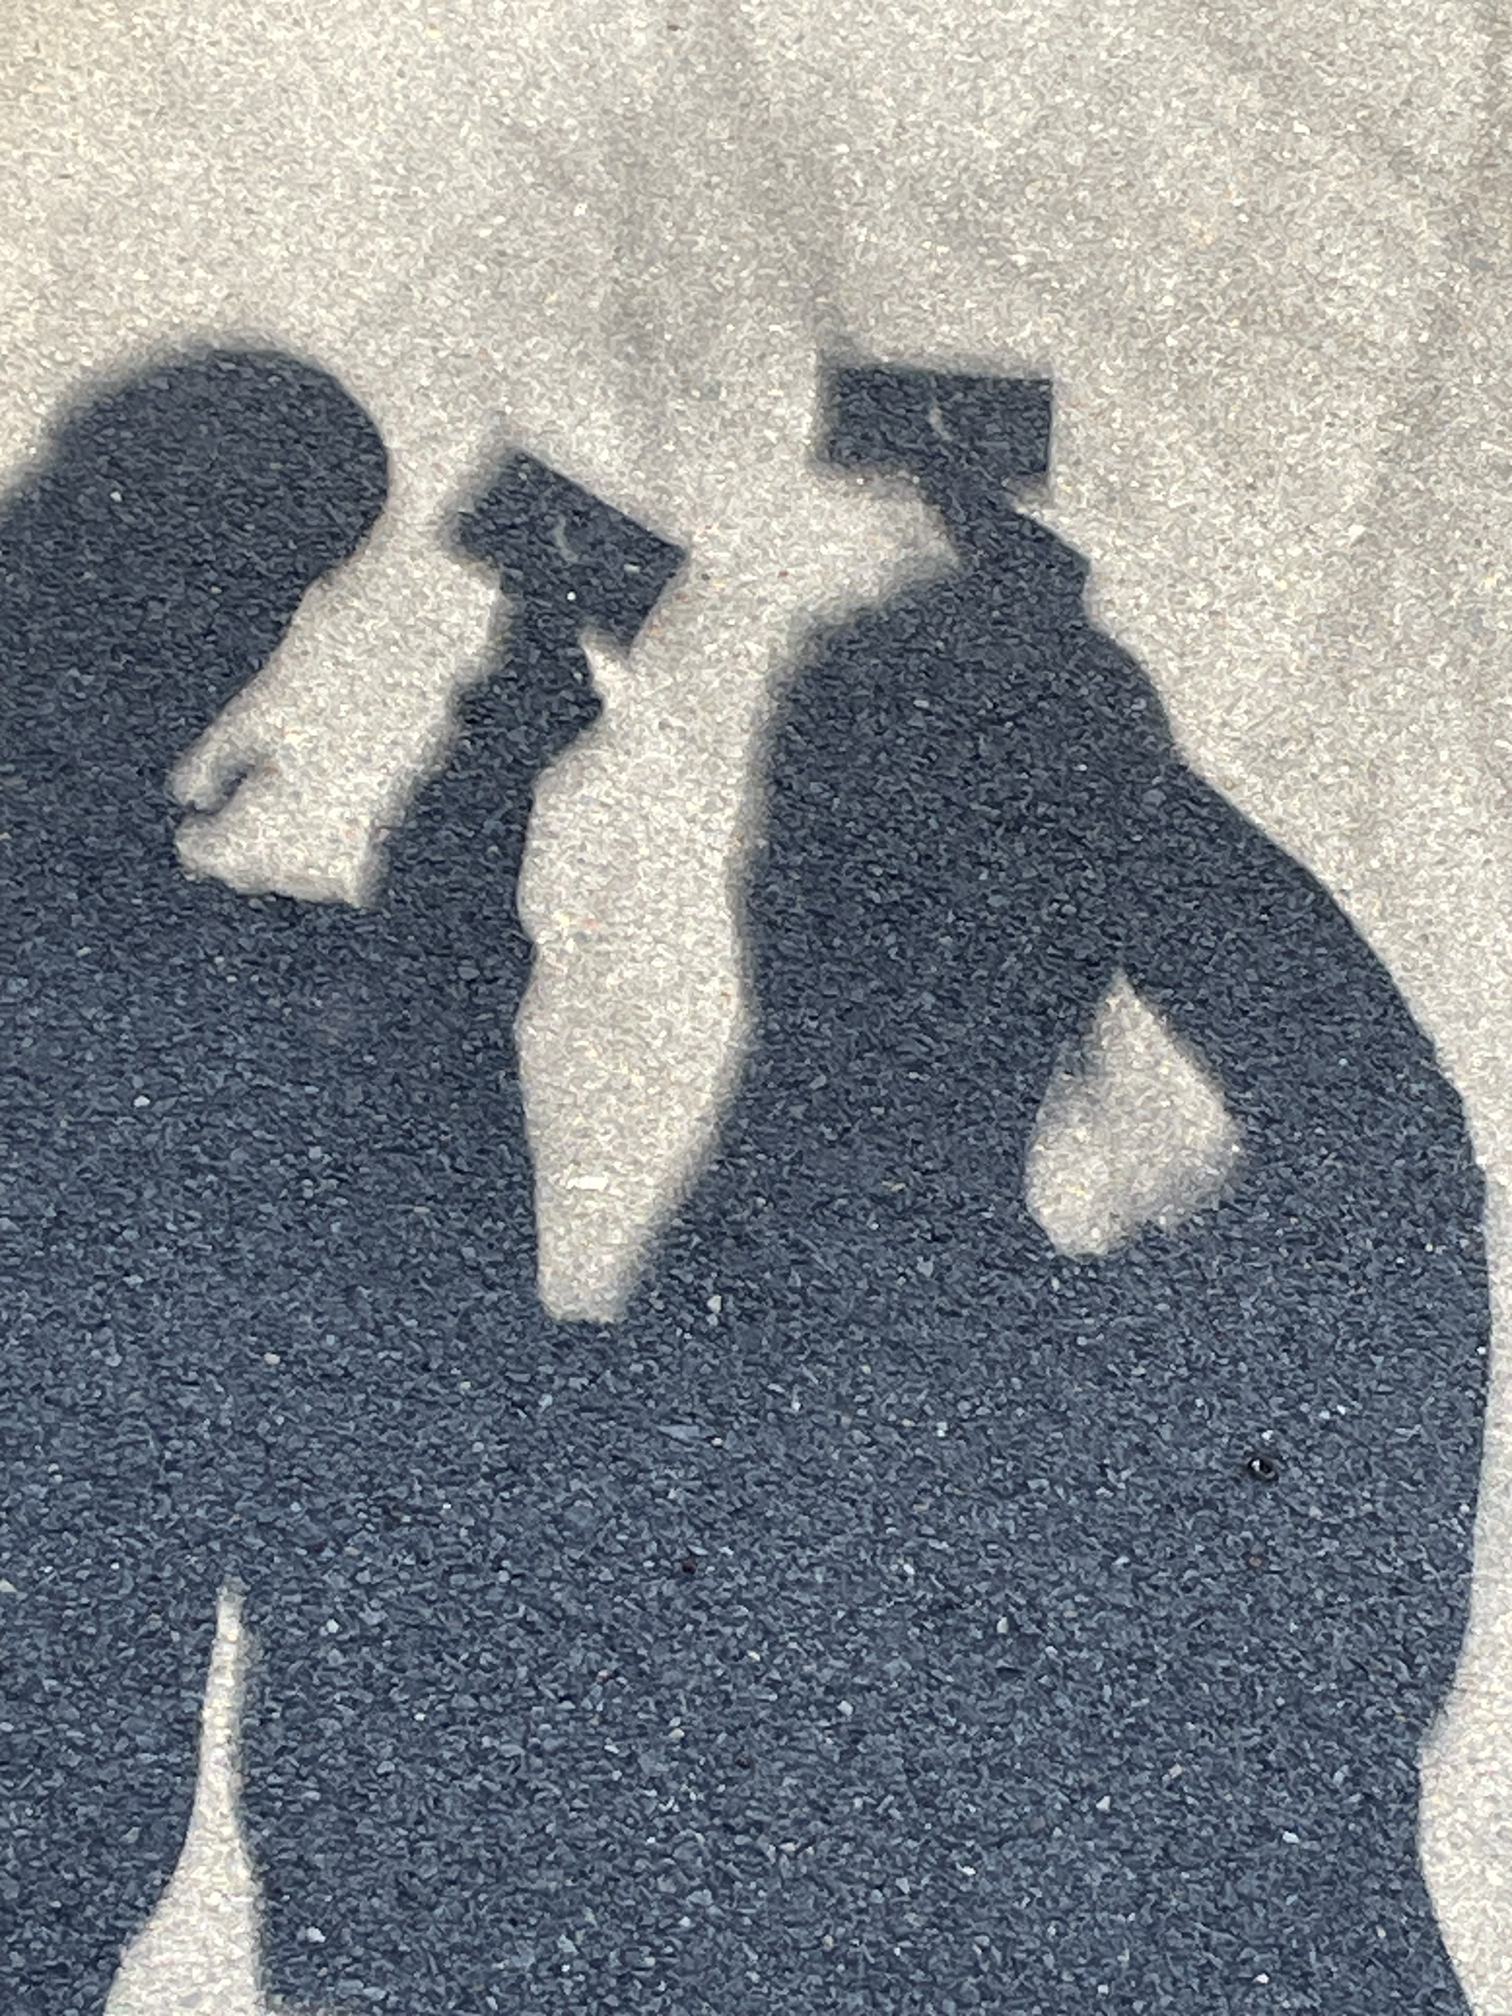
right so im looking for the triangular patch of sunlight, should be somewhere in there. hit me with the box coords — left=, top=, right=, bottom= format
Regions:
left=1025, top=972, right=1242, bottom=1257
left=106, top=1585, right=265, bottom=2016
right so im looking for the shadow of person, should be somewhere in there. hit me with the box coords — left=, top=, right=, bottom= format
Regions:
left=460, top=368, right=1487, bottom=2014
left=0, top=358, right=686, bottom=2015
left=0, top=349, right=389, bottom=2014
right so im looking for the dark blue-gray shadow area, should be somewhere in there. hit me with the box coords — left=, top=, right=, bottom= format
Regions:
left=468, top=370, right=1489, bottom=2014
left=0, top=348, right=1489, bottom=2016
left=0, top=354, right=684, bottom=2015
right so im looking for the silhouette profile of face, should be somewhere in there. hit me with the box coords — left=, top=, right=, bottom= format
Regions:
left=0, top=350, right=388, bottom=845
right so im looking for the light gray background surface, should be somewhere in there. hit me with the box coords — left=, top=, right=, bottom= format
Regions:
left=3, top=2, right=1511, bottom=2005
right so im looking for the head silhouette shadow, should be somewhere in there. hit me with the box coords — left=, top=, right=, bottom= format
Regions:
left=0, top=349, right=388, bottom=888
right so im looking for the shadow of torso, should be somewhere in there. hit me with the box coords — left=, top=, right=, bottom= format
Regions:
left=0, top=358, right=586, bottom=2015
left=477, top=510, right=1488, bottom=2013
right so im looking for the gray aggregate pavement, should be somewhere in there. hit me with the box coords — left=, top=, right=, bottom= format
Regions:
left=3, top=4, right=1512, bottom=2009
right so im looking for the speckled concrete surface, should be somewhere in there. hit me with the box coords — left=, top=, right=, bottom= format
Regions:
left=4, top=2, right=1512, bottom=2009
